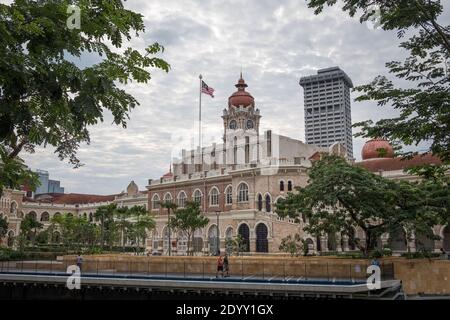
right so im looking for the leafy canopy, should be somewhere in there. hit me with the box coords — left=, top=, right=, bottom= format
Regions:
left=307, top=0, right=450, bottom=163
left=0, top=0, right=169, bottom=193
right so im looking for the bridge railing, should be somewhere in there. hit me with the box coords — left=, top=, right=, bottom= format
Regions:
left=0, top=259, right=395, bottom=283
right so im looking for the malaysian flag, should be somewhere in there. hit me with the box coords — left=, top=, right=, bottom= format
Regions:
left=201, top=80, right=215, bottom=98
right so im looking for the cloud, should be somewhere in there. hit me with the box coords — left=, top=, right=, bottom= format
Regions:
left=18, top=0, right=444, bottom=194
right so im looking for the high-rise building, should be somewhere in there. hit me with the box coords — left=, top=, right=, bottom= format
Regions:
left=35, top=169, right=65, bottom=195
left=299, top=67, right=354, bottom=158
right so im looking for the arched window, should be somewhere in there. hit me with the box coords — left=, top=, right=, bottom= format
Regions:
left=237, top=183, right=248, bottom=203
left=193, top=189, right=202, bottom=204
left=255, top=223, right=268, bottom=253
left=7, top=230, right=14, bottom=247
left=225, top=186, right=232, bottom=205
left=10, top=201, right=17, bottom=215
left=265, top=194, right=271, bottom=212
left=287, top=181, right=293, bottom=191
left=279, top=181, right=284, bottom=191
left=177, top=191, right=187, bottom=208
left=163, top=193, right=173, bottom=204
left=257, top=194, right=263, bottom=211
left=40, top=212, right=50, bottom=222
left=238, top=224, right=250, bottom=252
left=27, top=211, right=37, bottom=221
left=208, top=225, right=219, bottom=255
left=54, top=212, right=61, bottom=219
left=209, top=187, right=219, bottom=206
left=152, top=194, right=160, bottom=209
left=82, top=213, right=87, bottom=220
left=89, top=212, right=93, bottom=222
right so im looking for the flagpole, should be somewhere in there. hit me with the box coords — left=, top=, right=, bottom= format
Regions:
left=198, top=74, right=202, bottom=167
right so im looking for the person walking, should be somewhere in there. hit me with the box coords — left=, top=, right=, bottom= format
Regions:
left=223, top=253, right=229, bottom=277
left=216, top=253, right=224, bottom=278
left=76, top=254, right=83, bottom=272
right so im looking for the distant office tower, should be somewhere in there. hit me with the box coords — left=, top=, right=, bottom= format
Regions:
left=35, top=169, right=65, bottom=195
left=299, top=67, right=354, bottom=158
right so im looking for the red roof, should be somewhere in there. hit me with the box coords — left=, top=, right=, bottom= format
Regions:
left=32, top=193, right=116, bottom=205
left=228, top=75, right=254, bottom=107
left=356, top=153, right=442, bottom=172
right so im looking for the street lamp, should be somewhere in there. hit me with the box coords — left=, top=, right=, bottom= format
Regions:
left=215, top=211, right=220, bottom=256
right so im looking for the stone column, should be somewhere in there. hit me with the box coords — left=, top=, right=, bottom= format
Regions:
left=320, top=236, right=328, bottom=253
left=250, top=237, right=257, bottom=253
left=342, top=235, right=349, bottom=252
left=408, top=234, right=416, bottom=253
left=336, top=234, right=343, bottom=252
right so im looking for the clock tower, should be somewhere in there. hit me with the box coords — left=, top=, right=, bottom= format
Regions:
left=222, top=74, right=261, bottom=164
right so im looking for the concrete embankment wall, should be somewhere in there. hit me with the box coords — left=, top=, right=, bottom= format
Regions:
left=11, top=255, right=450, bottom=296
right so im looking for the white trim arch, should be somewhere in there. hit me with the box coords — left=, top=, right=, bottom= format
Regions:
left=209, top=186, right=220, bottom=207
left=163, top=192, right=173, bottom=203
left=177, top=191, right=187, bottom=208
left=224, top=185, right=233, bottom=205
left=10, top=200, right=18, bottom=215
left=192, top=189, right=203, bottom=204
left=151, top=194, right=161, bottom=210
left=254, top=220, right=271, bottom=238
left=236, top=181, right=249, bottom=203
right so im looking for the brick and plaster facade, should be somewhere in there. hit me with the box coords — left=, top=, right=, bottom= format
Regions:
left=1, top=77, right=449, bottom=255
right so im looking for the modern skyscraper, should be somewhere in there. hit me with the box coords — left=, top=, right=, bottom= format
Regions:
left=299, top=67, right=354, bottom=158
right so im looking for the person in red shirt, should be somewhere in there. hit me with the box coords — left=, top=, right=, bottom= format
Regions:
left=216, top=253, right=224, bottom=278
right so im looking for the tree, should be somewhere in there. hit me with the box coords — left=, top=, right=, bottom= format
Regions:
left=276, top=155, right=450, bottom=256
left=160, top=201, right=177, bottom=256
left=306, top=0, right=450, bottom=164
left=94, top=203, right=116, bottom=250
left=169, top=201, right=209, bottom=256
left=19, top=214, right=43, bottom=246
left=0, top=215, right=8, bottom=241
left=279, top=234, right=306, bottom=257
left=225, top=234, right=248, bottom=256
left=0, top=0, right=169, bottom=196
left=114, top=206, right=132, bottom=252
left=129, top=205, right=155, bottom=255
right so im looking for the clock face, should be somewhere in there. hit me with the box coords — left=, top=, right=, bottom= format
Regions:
left=246, top=120, right=254, bottom=129
left=229, top=120, right=237, bottom=129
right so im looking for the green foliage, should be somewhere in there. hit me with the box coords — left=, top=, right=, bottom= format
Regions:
left=19, top=213, right=43, bottom=246
left=279, top=234, right=306, bottom=257
left=0, top=215, right=8, bottom=238
left=169, top=201, right=208, bottom=255
left=0, top=247, right=26, bottom=261
left=0, top=0, right=169, bottom=193
left=306, top=0, right=450, bottom=165
left=225, top=234, right=247, bottom=256
left=276, top=155, right=450, bottom=257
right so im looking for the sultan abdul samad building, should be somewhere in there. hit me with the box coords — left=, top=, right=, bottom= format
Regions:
left=1, top=75, right=449, bottom=255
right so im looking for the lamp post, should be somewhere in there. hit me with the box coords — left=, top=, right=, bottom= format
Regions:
left=215, top=211, right=220, bottom=255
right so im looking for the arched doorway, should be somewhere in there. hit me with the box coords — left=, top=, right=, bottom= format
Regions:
left=348, top=228, right=356, bottom=250
left=415, top=229, right=435, bottom=252
left=443, top=225, right=450, bottom=251
left=255, top=223, right=268, bottom=253
left=225, top=227, right=233, bottom=254
left=7, top=231, right=14, bottom=247
left=327, top=232, right=337, bottom=251
left=305, top=238, right=314, bottom=254
left=316, top=235, right=322, bottom=252
left=193, top=229, right=203, bottom=255
left=162, top=227, right=170, bottom=255
left=389, top=228, right=407, bottom=252
left=238, top=223, right=250, bottom=252
left=208, top=225, right=219, bottom=255
left=177, top=231, right=188, bottom=255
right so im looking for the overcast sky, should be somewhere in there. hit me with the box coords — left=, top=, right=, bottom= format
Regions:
left=14, top=0, right=449, bottom=195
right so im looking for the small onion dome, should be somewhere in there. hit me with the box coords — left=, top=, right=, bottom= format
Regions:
left=228, top=73, right=254, bottom=107
left=361, top=138, right=395, bottom=160
left=162, top=164, right=173, bottom=178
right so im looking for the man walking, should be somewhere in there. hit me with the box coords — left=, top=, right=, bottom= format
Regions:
left=76, top=253, right=83, bottom=272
